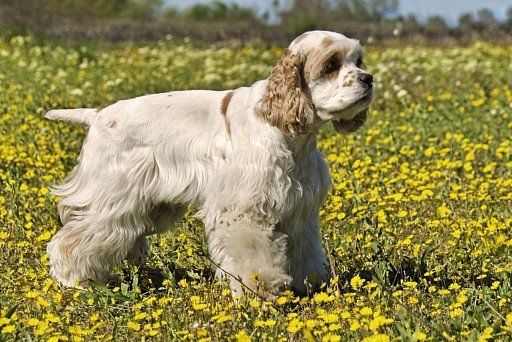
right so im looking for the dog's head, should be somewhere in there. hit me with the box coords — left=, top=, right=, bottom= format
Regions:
left=257, top=30, right=374, bottom=135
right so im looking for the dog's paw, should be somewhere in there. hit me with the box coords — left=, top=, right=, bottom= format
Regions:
left=126, top=237, right=150, bottom=266
left=240, top=270, right=293, bottom=300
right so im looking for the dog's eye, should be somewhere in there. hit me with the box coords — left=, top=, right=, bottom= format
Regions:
left=324, top=59, right=340, bottom=74
left=356, top=57, right=365, bottom=69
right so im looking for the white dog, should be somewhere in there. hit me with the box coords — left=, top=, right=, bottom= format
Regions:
left=46, top=31, right=374, bottom=298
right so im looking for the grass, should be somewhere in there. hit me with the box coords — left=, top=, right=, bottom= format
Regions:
left=0, top=34, right=511, bottom=341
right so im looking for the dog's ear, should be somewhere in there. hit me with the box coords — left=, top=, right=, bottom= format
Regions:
left=256, top=49, right=314, bottom=135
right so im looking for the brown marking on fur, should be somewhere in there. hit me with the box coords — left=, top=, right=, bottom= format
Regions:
left=256, top=49, right=314, bottom=135
left=324, top=52, right=343, bottom=80
left=61, top=240, right=78, bottom=263
left=303, top=37, right=364, bottom=82
left=108, top=120, right=117, bottom=128
left=344, top=79, right=354, bottom=87
left=321, top=37, right=333, bottom=48
left=220, top=91, right=233, bottom=137
left=304, top=48, right=344, bottom=83
left=59, top=229, right=90, bottom=265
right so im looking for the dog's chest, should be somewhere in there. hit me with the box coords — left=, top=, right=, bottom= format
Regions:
left=286, top=152, right=331, bottom=216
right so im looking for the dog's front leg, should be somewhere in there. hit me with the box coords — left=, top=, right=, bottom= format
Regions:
left=284, top=213, right=331, bottom=295
left=205, top=216, right=292, bottom=300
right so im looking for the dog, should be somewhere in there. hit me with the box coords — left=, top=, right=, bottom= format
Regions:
left=45, top=30, right=374, bottom=298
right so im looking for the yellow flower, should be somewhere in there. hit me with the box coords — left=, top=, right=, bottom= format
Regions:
left=456, top=291, right=468, bottom=305
left=437, top=204, right=452, bottom=218
left=1, top=325, right=15, bottom=334
left=234, top=330, right=251, bottom=342
left=196, top=328, right=208, bottom=337
left=471, top=98, right=485, bottom=107
left=313, top=292, right=335, bottom=303
left=287, top=318, right=304, bottom=333
left=397, top=210, right=408, bottom=218
left=190, top=296, right=208, bottom=310
left=377, top=210, right=388, bottom=224
left=408, top=297, right=419, bottom=305
left=216, top=314, right=233, bottom=323
left=349, top=320, right=360, bottom=331
left=448, top=283, right=461, bottom=291
left=479, top=327, right=493, bottom=341
left=267, top=319, right=277, bottom=327
left=126, top=321, right=141, bottom=331
left=46, top=336, right=64, bottom=342
left=450, top=308, right=463, bottom=318
left=360, top=307, right=373, bottom=316
left=148, top=330, right=159, bottom=337
left=248, top=299, right=260, bottom=308
left=26, top=291, right=39, bottom=299
left=362, top=333, right=390, bottom=342
left=276, top=296, right=288, bottom=305
left=133, top=312, right=148, bottom=320
left=322, top=333, right=341, bottom=341
left=369, top=316, right=394, bottom=331
left=412, top=331, right=427, bottom=341
left=305, top=319, right=317, bottom=329
left=26, top=318, right=40, bottom=326
left=403, top=281, right=417, bottom=288
left=319, top=313, right=338, bottom=324
left=350, top=275, right=365, bottom=290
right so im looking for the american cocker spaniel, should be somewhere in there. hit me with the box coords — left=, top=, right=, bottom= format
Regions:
left=46, top=30, right=374, bottom=298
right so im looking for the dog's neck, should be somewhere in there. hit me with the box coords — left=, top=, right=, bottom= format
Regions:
left=285, top=131, right=318, bottom=159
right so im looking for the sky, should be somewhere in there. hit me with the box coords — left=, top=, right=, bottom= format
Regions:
left=164, top=0, right=512, bottom=25
left=399, top=0, right=511, bottom=25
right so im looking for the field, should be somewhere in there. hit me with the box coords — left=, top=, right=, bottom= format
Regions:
left=0, top=34, right=511, bottom=341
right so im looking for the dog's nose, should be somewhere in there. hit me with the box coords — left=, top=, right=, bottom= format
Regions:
left=358, top=73, right=373, bottom=87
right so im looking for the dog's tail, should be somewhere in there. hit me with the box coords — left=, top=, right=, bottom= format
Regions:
left=45, top=108, right=98, bottom=126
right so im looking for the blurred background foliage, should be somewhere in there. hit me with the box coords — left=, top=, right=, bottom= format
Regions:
left=0, top=0, right=511, bottom=44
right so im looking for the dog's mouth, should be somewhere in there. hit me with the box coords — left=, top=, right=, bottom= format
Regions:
left=353, top=89, right=374, bottom=108
left=331, top=108, right=369, bottom=133
left=329, top=88, right=373, bottom=116
left=330, top=89, right=373, bottom=133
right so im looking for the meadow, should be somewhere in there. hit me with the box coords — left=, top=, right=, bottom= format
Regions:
left=0, top=33, right=511, bottom=341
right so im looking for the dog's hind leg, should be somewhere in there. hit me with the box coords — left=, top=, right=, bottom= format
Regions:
left=149, top=203, right=187, bottom=234
left=125, top=204, right=186, bottom=266
left=47, top=143, right=161, bottom=287
left=47, top=210, right=149, bottom=287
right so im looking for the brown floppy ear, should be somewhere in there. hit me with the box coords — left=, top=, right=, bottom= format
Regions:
left=255, top=49, right=314, bottom=135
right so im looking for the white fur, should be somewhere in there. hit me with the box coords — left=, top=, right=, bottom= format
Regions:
left=46, top=31, right=373, bottom=298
